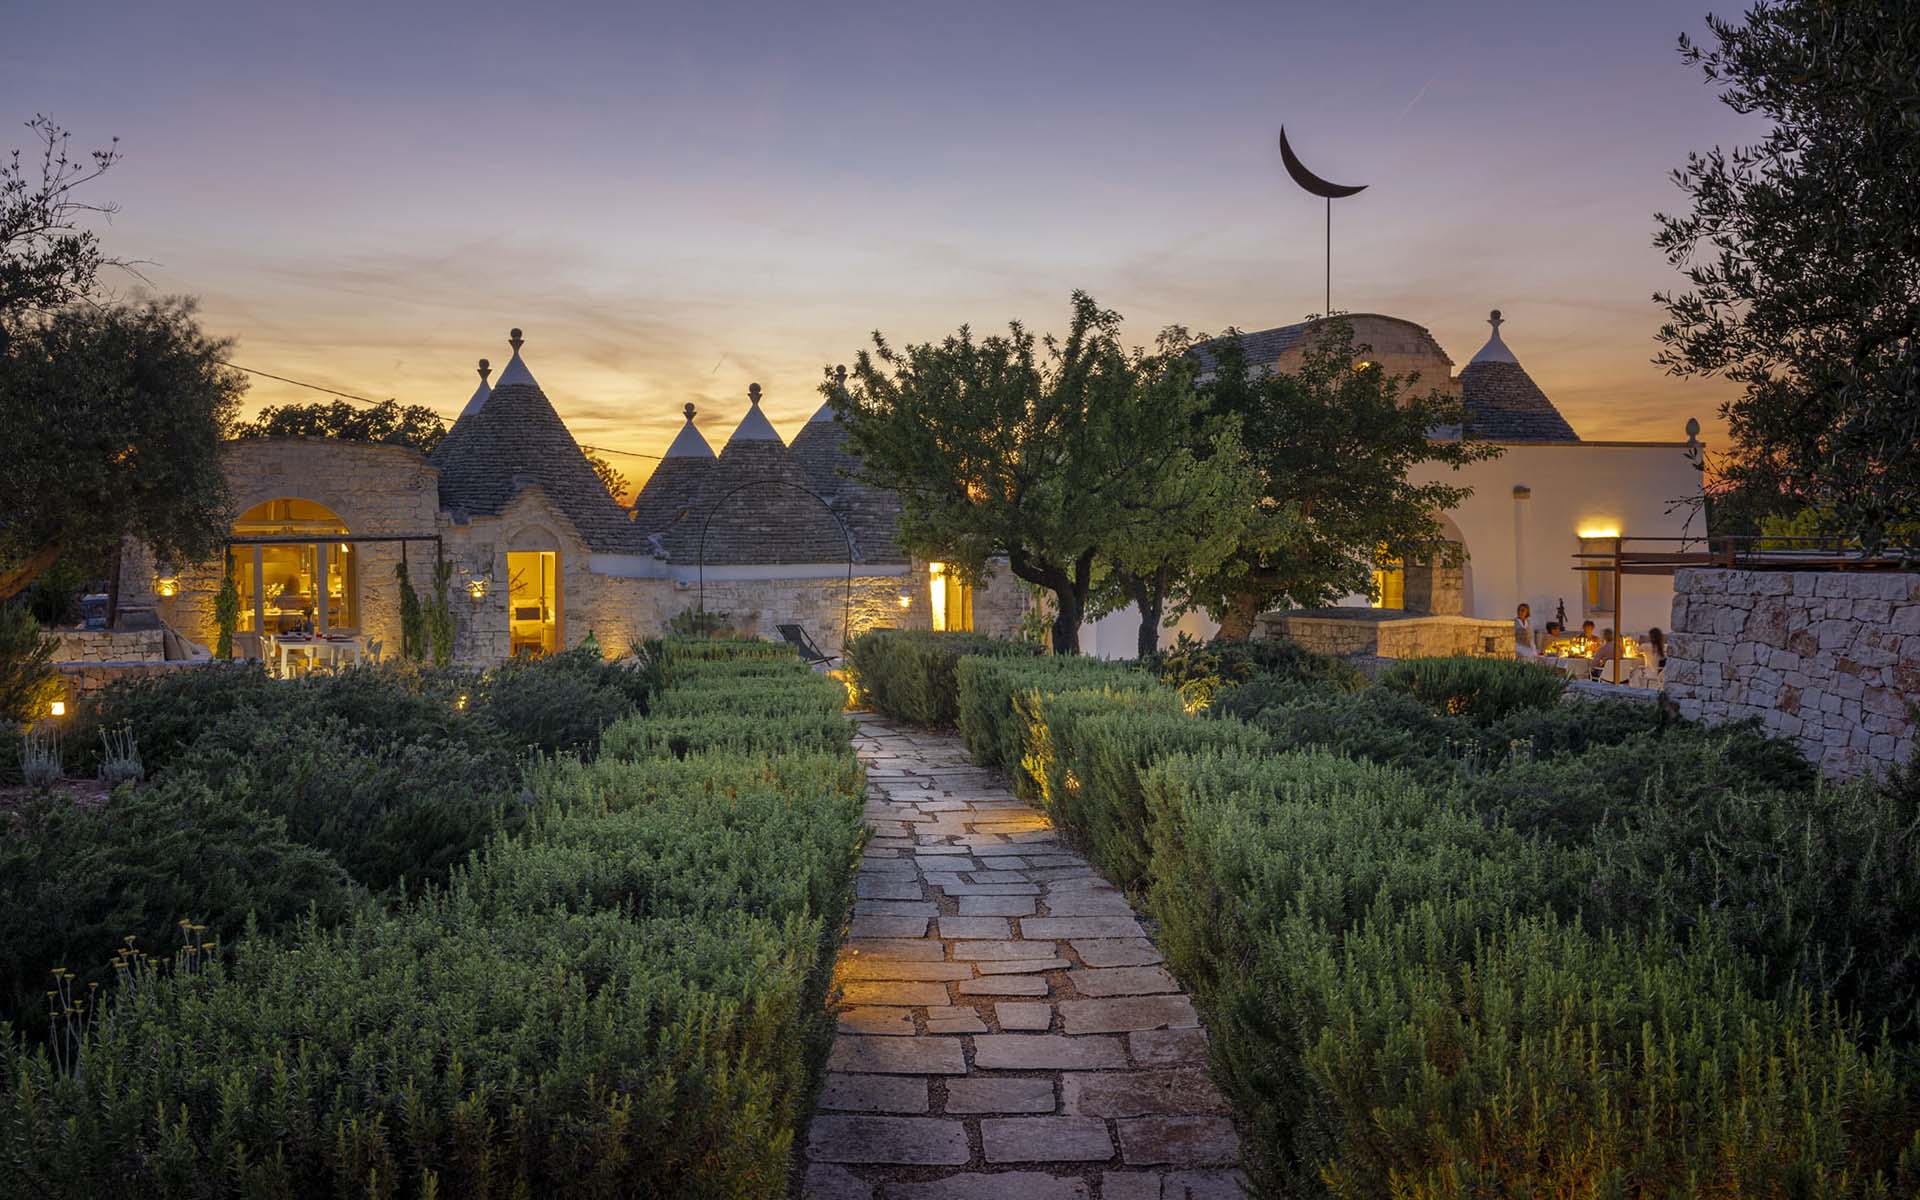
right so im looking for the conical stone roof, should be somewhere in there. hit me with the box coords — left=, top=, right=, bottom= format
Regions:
left=456, top=359, right=492, bottom=420
left=790, top=368, right=906, bottom=564
left=630, top=402, right=716, bottom=560
left=1457, top=310, right=1580, bottom=442
left=429, top=329, right=639, bottom=552
left=680, top=384, right=851, bottom=565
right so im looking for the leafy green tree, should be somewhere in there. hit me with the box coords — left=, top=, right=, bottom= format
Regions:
left=1190, top=318, right=1497, bottom=638
left=836, top=292, right=1219, bottom=654
left=233, top=398, right=446, bottom=454
left=1654, top=1, right=1920, bottom=554
left=1, top=116, right=123, bottom=333
left=0, top=298, right=242, bottom=601
left=1087, top=331, right=1282, bottom=657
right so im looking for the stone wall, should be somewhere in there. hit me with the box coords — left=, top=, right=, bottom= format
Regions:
left=1667, top=567, right=1917, bottom=779
left=53, top=660, right=204, bottom=702
left=1258, top=611, right=1514, bottom=659
left=124, top=438, right=440, bottom=658
left=51, top=629, right=166, bottom=663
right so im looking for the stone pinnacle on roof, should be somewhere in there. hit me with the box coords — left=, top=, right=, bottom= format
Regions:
left=494, top=327, right=537, bottom=388
left=728, top=381, right=783, bottom=443
left=807, top=365, right=848, bottom=425
left=663, top=401, right=716, bottom=460
left=1469, top=309, right=1520, bottom=365
left=458, top=357, right=493, bottom=419
left=1458, top=308, right=1580, bottom=442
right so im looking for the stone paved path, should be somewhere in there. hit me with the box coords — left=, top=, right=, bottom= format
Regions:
left=800, top=716, right=1245, bottom=1200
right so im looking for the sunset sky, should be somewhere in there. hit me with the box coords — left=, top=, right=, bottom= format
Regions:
left=6, top=0, right=1762, bottom=485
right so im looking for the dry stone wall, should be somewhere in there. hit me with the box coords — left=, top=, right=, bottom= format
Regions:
left=1666, top=567, right=1917, bottom=779
left=50, top=630, right=166, bottom=663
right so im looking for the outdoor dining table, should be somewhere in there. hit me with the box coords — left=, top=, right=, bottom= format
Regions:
left=266, top=633, right=363, bottom=675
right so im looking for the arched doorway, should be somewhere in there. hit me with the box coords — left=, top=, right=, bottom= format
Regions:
left=228, top=498, right=358, bottom=634
left=507, top=527, right=561, bottom=656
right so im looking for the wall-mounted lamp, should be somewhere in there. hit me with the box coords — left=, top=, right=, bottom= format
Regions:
left=467, top=577, right=490, bottom=602
left=48, top=700, right=66, bottom=718
left=897, top=590, right=913, bottom=609
left=1577, top=526, right=1622, bottom=540
left=1511, top=485, right=1532, bottom=501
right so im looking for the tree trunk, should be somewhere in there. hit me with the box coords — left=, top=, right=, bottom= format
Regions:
left=1135, top=596, right=1164, bottom=659
left=1050, top=587, right=1083, bottom=655
left=0, top=542, right=64, bottom=602
left=1214, top=591, right=1261, bottom=641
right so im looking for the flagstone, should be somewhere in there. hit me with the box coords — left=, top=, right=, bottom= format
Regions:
left=808, top=1116, right=969, bottom=1165
left=838, top=1006, right=917, bottom=1035
left=1020, top=916, right=1147, bottom=940
left=1060, top=1069, right=1228, bottom=1118
left=1071, top=939, right=1163, bottom=968
left=957, top=975, right=1049, bottom=996
left=820, top=1073, right=931, bottom=1113
left=1043, top=891, right=1137, bottom=917
left=957, top=895, right=1035, bottom=917
left=1115, top=1116, right=1240, bottom=1166
left=1067, top=966, right=1179, bottom=997
left=1129, top=1028, right=1210, bottom=1067
left=972, top=1035, right=1127, bottom=1070
left=934, top=916, right=1010, bottom=940
left=841, top=981, right=952, bottom=1007
left=882, top=1173, right=1088, bottom=1199
left=1058, top=996, right=1199, bottom=1035
left=850, top=915, right=931, bottom=939
left=994, top=1001, right=1054, bottom=1031
left=828, top=1036, right=967, bottom=1075
left=847, top=938, right=946, bottom=961
left=979, top=1116, right=1114, bottom=1163
left=943, top=1076, right=1057, bottom=1114
left=841, top=960, right=974, bottom=982
left=975, top=957, right=1070, bottom=975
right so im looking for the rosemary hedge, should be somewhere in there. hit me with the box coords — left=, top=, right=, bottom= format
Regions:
left=844, top=629, right=1040, bottom=725
left=1141, top=748, right=1918, bottom=1197
left=1373, top=653, right=1567, bottom=724
left=952, top=654, right=1157, bottom=782
left=0, top=638, right=864, bottom=1199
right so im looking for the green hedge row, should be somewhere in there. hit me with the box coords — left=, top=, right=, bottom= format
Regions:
left=953, top=654, right=1156, bottom=788
left=0, top=638, right=864, bottom=1199
left=845, top=629, right=1041, bottom=725
left=1142, top=749, right=1918, bottom=1196
left=945, top=641, right=1920, bottom=1196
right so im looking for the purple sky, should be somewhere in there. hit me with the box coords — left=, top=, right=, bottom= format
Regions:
left=6, top=0, right=1761, bottom=484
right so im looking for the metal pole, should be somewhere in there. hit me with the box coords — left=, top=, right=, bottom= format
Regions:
left=1325, top=197, right=1331, bottom=314
left=1611, top=536, right=1623, bottom=684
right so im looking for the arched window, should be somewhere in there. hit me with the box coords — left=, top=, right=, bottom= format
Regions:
left=227, top=499, right=357, bottom=633
left=507, top=527, right=561, bottom=656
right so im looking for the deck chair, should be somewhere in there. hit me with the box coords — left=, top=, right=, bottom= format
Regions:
left=777, top=624, right=839, bottom=668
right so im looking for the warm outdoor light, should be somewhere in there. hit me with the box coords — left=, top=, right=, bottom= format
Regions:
left=48, top=700, right=65, bottom=718
left=467, top=578, right=489, bottom=601
left=455, top=693, right=469, bottom=711
left=154, top=575, right=180, bottom=598
left=897, top=592, right=912, bottom=608
left=1578, top=525, right=1622, bottom=540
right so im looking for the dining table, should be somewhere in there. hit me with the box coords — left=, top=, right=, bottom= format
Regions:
left=266, top=633, right=363, bottom=676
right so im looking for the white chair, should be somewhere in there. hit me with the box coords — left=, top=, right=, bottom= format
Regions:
left=366, top=638, right=384, bottom=664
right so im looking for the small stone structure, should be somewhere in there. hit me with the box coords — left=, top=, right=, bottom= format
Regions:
left=51, top=630, right=167, bottom=664
left=1666, top=567, right=1917, bottom=779
left=1258, top=609, right=1515, bottom=659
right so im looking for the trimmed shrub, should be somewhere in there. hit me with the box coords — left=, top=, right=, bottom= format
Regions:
left=1022, top=688, right=1268, bottom=889
left=189, top=716, right=523, bottom=891
left=845, top=630, right=1040, bottom=725
left=0, top=774, right=355, bottom=1036
left=1141, top=747, right=1915, bottom=1197
left=0, top=627, right=864, bottom=1198
left=954, top=654, right=1158, bottom=779
left=1303, top=914, right=1913, bottom=1199
left=1230, top=684, right=1471, bottom=773
left=601, top=710, right=855, bottom=760
left=650, top=671, right=847, bottom=719
left=471, top=645, right=648, bottom=755
left=0, top=603, right=60, bottom=725
left=1375, top=654, right=1567, bottom=724
left=1144, top=633, right=1366, bottom=712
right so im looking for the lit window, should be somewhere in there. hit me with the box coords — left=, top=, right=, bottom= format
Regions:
left=929, top=562, right=974, bottom=632
left=229, top=498, right=356, bottom=633
left=508, top=549, right=560, bottom=656
left=1371, top=558, right=1405, bottom=610
left=1580, top=536, right=1617, bottom=613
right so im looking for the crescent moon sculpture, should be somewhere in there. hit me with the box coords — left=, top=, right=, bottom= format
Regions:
left=1278, top=126, right=1367, bottom=198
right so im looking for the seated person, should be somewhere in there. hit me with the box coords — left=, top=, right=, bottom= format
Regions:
left=1588, top=628, right=1618, bottom=679
left=1513, top=603, right=1536, bottom=654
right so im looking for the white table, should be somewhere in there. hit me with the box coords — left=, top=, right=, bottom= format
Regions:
left=268, top=635, right=362, bottom=675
